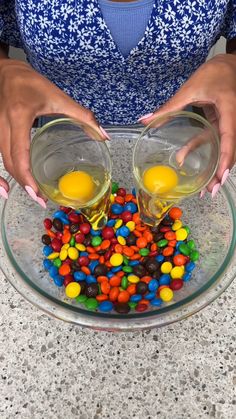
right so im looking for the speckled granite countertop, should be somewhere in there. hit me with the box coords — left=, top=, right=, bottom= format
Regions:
left=0, top=131, right=235, bottom=419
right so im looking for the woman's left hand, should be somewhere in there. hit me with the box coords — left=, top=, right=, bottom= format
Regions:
left=139, top=54, right=236, bottom=198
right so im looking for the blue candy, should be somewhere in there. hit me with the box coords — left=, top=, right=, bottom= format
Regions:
left=183, top=272, right=192, bottom=282
left=107, top=219, right=116, bottom=227
left=99, top=301, right=113, bottom=312
left=118, top=226, right=130, bottom=238
left=148, top=279, right=159, bottom=292
left=86, top=275, right=97, bottom=284
left=90, top=229, right=101, bottom=236
left=111, top=203, right=124, bottom=215
left=156, top=254, right=164, bottom=263
left=43, top=245, right=53, bottom=256
left=111, top=266, right=122, bottom=273
left=145, top=292, right=156, bottom=300
left=43, top=259, right=53, bottom=270
left=60, top=216, right=69, bottom=225
left=176, top=241, right=184, bottom=250
left=88, top=260, right=99, bottom=273
left=130, top=294, right=142, bottom=303
left=53, top=275, right=64, bottom=287
left=53, top=210, right=66, bottom=219
left=129, top=260, right=139, bottom=266
left=151, top=298, right=162, bottom=307
left=131, top=187, right=136, bottom=197
left=49, top=266, right=59, bottom=278
left=159, top=274, right=171, bottom=286
left=80, top=251, right=89, bottom=257
left=74, top=271, right=86, bottom=281
left=107, top=272, right=114, bottom=279
left=124, top=202, right=138, bottom=214
left=186, top=262, right=196, bottom=272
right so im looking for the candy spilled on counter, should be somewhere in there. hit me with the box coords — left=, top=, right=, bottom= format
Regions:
left=41, top=182, right=199, bottom=314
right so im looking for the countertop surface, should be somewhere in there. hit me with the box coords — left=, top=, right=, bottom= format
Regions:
left=0, top=132, right=235, bottom=419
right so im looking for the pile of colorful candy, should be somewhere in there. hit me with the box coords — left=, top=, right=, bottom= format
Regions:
left=42, top=182, right=199, bottom=314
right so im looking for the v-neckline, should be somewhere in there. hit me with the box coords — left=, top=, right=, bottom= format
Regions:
left=95, top=0, right=156, bottom=62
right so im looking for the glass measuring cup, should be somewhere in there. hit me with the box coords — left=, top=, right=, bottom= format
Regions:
left=133, top=111, right=220, bottom=226
left=30, top=118, right=112, bottom=229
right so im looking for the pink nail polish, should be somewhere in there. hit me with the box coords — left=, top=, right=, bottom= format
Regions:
left=211, top=183, right=221, bottom=199
left=37, top=197, right=47, bottom=209
left=138, top=113, right=154, bottom=122
left=0, top=186, right=8, bottom=199
left=200, top=189, right=207, bottom=199
left=221, top=169, right=230, bottom=186
left=25, top=185, right=38, bottom=201
left=99, top=126, right=111, bottom=140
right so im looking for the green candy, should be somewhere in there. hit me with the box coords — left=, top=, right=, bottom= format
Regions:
left=112, top=181, right=119, bottom=194
left=139, top=248, right=150, bottom=256
left=183, top=226, right=191, bottom=234
left=157, top=239, right=168, bottom=248
left=187, top=239, right=196, bottom=250
left=70, top=237, right=75, bottom=247
left=91, top=236, right=102, bottom=247
left=128, top=302, right=137, bottom=309
left=179, top=243, right=190, bottom=256
left=190, top=250, right=199, bottom=262
left=123, top=256, right=129, bottom=266
left=53, top=258, right=62, bottom=268
left=121, top=276, right=128, bottom=290
left=76, top=294, right=87, bottom=303
left=123, top=266, right=133, bottom=273
left=85, top=298, right=98, bottom=310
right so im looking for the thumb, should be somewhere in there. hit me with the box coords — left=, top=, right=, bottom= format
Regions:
left=44, top=90, right=110, bottom=141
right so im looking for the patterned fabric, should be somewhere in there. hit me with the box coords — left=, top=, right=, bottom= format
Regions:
left=0, top=0, right=236, bottom=125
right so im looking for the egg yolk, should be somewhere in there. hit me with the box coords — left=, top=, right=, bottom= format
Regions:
left=142, top=165, right=178, bottom=194
left=58, top=170, right=95, bottom=202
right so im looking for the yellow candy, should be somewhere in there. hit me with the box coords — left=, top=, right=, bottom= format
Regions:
left=172, top=220, right=183, bottom=231
left=65, top=282, right=81, bottom=299
left=171, top=266, right=184, bottom=279
left=68, top=247, right=79, bottom=260
left=61, top=243, right=70, bottom=250
left=47, top=252, right=59, bottom=260
left=117, top=236, right=126, bottom=245
left=128, top=275, right=140, bottom=284
left=176, top=228, right=188, bottom=241
left=110, top=194, right=115, bottom=203
left=110, top=253, right=124, bottom=266
left=161, top=261, right=173, bottom=274
left=143, top=165, right=178, bottom=194
left=58, top=170, right=95, bottom=202
left=59, top=249, right=68, bottom=261
left=126, top=221, right=135, bottom=231
left=75, top=243, right=86, bottom=251
left=159, top=287, right=174, bottom=302
left=115, top=219, right=123, bottom=229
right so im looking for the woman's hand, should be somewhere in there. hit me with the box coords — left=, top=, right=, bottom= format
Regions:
left=139, top=54, right=236, bottom=198
left=0, top=59, right=109, bottom=207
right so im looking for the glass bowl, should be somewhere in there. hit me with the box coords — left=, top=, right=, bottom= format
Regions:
left=0, top=126, right=235, bottom=331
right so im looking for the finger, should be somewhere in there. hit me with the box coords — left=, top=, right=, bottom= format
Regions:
left=175, top=129, right=210, bottom=166
left=10, top=118, right=47, bottom=208
left=0, top=176, right=9, bottom=199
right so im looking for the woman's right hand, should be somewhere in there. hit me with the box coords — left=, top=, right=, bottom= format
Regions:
left=0, top=59, right=109, bottom=207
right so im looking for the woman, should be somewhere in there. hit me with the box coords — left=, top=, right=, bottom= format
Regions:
left=0, top=0, right=235, bottom=207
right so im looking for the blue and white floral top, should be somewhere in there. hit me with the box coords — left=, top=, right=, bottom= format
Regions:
left=0, top=0, right=236, bottom=125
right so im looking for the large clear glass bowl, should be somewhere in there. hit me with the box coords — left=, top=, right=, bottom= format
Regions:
left=0, top=126, right=235, bottom=331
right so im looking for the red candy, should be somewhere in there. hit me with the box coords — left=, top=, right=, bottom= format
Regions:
left=68, top=212, right=80, bottom=223
left=121, top=211, right=133, bottom=223
left=102, top=227, right=115, bottom=239
left=78, top=256, right=89, bottom=266
left=117, top=188, right=126, bottom=197
left=44, top=218, right=52, bottom=230
left=75, top=232, right=85, bottom=243
left=80, top=223, right=91, bottom=235
left=170, top=279, right=183, bottom=290
left=51, top=238, right=62, bottom=252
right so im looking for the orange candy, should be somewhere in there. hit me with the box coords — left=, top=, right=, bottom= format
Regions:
left=62, top=231, right=71, bottom=244
left=133, top=230, right=142, bottom=238
left=101, top=240, right=111, bottom=250
left=123, top=246, right=135, bottom=257
left=143, top=231, right=153, bottom=242
left=118, top=290, right=130, bottom=303
left=99, top=256, right=105, bottom=264
left=141, top=275, right=152, bottom=284
left=110, top=275, right=121, bottom=287
left=59, top=264, right=71, bottom=276
left=169, top=207, right=182, bottom=220
left=46, top=229, right=56, bottom=239
left=96, top=294, right=108, bottom=302
left=125, top=194, right=133, bottom=202
left=164, top=231, right=176, bottom=241
left=81, top=266, right=91, bottom=275
left=109, top=287, right=120, bottom=302
left=130, top=253, right=141, bottom=260
left=136, top=237, right=148, bottom=249
left=114, top=244, right=123, bottom=254
left=101, top=281, right=111, bottom=295
left=88, top=253, right=100, bottom=260
left=133, top=212, right=141, bottom=224
left=115, top=195, right=125, bottom=204
left=162, top=246, right=174, bottom=256
left=168, top=240, right=177, bottom=248
left=97, top=275, right=108, bottom=283
left=151, top=243, right=157, bottom=251
left=126, top=284, right=136, bottom=295
left=87, top=246, right=96, bottom=254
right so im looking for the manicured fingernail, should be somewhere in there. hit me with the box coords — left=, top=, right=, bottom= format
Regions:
left=211, top=183, right=221, bottom=199
left=200, top=189, right=207, bottom=199
left=99, top=126, right=111, bottom=140
left=25, top=185, right=38, bottom=201
left=0, top=186, right=8, bottom=199
left=138, top=113, right=154, bottom=122
left=221, top=169, right=230, bottom=186
left=37, top=197, right=47, bottom=209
